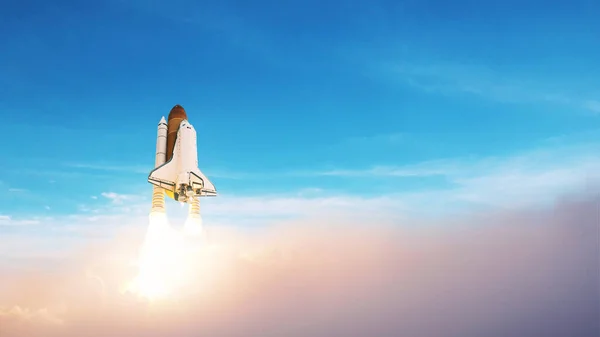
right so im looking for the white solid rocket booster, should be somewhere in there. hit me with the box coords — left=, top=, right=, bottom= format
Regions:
left=188, top=197, right=201, bottom=218
left=150, top=116, right=168, bottom=214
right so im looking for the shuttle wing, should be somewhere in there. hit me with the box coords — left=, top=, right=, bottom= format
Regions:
left=148, top=160, right=177, bottom=191
left=191, top=168, right=217, bottom=196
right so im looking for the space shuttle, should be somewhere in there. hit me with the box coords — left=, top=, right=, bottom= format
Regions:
left=148, top=105, right=217, bottom=213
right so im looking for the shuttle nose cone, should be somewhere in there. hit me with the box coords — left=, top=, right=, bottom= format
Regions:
left=168, top=104, right=187, bottom=121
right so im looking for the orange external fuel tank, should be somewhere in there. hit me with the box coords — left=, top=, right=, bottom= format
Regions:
left=166, top=104, right=187, bottom=162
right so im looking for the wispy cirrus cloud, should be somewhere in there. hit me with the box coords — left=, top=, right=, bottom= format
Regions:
left=100, top=192, right=146, bottom=208
left=6, top=139, right=600, bottom=226
left=584, top=100, right=600, bottom=114
left=387, top=62, right=600, bottom=113
left=0, top=306, right=65, bottom=326
left=7, top=188, right=27, bottom=193
left=313, top=160, right=456, bottom=178
left=0, top=215, right=41, bottom=227
left=314, top=141, right=600, bottom=175
left=296, top=142, right=600, bottom=208
left=62, top=163, right=150, bottom=174
left=63, top=162, right=246, bottom=180
left=8, top=141, right=596, bottom=225
left=110, top=0, right=281, bottom=65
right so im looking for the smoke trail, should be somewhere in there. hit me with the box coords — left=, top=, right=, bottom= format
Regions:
left=0, top=192, right=598, bottom=337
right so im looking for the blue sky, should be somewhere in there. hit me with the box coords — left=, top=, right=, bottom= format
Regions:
left=1, top=0, right=600, bottom=226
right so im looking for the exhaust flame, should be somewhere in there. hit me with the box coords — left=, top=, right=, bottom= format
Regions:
left=126, top=211, right=205, bottom=301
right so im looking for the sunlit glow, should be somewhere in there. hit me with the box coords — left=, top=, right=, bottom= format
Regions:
left=126, top=211, right=207, bottom=301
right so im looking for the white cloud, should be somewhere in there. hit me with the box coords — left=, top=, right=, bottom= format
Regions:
left=584, top=100, right=600, bottom=114
left=314, top=142, right=600, bottom=175
left=63, top=163, right=150, bottom=174
left=296, top=187, right=324, bottom=196
left=0, top=215, right=41, bottom=227
left=290, top=143, right=600, bottom=210
left=315, top=159, right=457, bottom=177
left=48, top=143, right=600, bottom=223
left=203, top=194, right=405, bottom=220
left=101, top=192, right=136, bottom=205
left=0, top=306, right=65, bottom=326
left=5, top=142, right=599, bottom=233
left=0, top=190, right=597, bottom=337
left=63, top=162, right=244, bottom=180
left=8, top=188, right=27, bottom=193
left=389, top=62, right=599, bottom=113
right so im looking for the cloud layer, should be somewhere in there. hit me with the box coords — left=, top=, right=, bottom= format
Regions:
left=0, top=189, right=598, bottom=337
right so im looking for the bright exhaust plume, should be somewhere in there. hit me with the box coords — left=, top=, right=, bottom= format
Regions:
left=126, top=211, right=206, bottom=301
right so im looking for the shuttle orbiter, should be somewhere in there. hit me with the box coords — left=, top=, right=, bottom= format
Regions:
left=148, top=105, right=217, bottom=208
